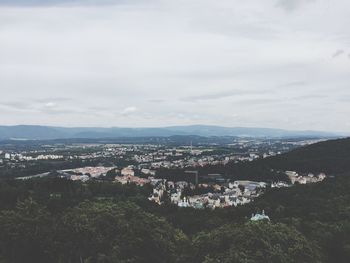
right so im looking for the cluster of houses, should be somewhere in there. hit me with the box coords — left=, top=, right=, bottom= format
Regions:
left=58, top=166, right=116, bottom=182
left=146, top=170, right=327, bottom=209
left=1, top=152, right=64, bottom=161
left=148, top=179, right=267, bottom=209
left=271, top=171, right=327, bottom=188
left=55, top=164, right=327, bottom=210
left=285, top=171, right=326, bottom=184
left=114, top=174, right=150, bottom=186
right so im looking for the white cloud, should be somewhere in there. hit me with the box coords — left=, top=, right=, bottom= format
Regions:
left=44, top=102, right=56, bottom=108
left=120, top=106, right=138, bottom=116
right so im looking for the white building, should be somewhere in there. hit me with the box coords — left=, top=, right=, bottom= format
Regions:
left=121, top=167, right=135, bottom=176
left=251, top=210, right=270, bottom=221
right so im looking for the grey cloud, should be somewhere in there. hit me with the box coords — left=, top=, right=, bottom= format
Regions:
left=34, top=97, right=72, bottom=103
left=289, top=94, right=327, bottom=101
left=87, top=106, right=111, bottom=111
left=181, top=89, right=272, bottom=102
left=337, top=95, right=350, bottom=102
left=276, top=0, right=315, bottom=11
left=43, top=108, right=74, bottom=115
left=181, top=91, right=237, bottom=102
left=182, top=82, right=306, bottom=103
left=39, top=104, right=92, bottom=116
left=148, top=99, right=165, bottom=103
left=0, top=101, right=34, bottom=112
left=0, top=99, right=85, bottom=116
left=332, top=49, right=345, bottom=58
left=233, top=97, right=280, bottom=106
left=279, top=81, right=307, bottom=88
left=1, top=99, right=65, bottom=110
left=0, top=0, right=130, bottom=7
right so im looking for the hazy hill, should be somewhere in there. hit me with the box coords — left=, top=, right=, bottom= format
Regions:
left=0, top=125, right=338, bottom=140
left=177, top=137, right=350, bottom=183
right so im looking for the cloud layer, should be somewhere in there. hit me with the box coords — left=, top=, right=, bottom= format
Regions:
left=0, top=0, right=350, bottom=131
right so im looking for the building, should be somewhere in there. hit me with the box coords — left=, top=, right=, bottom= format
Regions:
left=178, top=197, right=190, bottom=208
left=121, top=167, right=135, bottom=176
left=251, top=210, right=270, bottom=221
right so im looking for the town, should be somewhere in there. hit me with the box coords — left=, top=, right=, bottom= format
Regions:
left=0, top=137, right=326, bottom=209
left=0, top=137, right=324, bottom=175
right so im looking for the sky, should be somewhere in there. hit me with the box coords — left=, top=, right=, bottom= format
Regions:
left=0, top=0, right=350, bottom=131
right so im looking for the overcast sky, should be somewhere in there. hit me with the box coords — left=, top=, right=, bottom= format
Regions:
left=0, top=0, right=350, bottom=131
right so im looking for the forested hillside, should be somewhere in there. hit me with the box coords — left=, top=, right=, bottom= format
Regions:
left=259, top=137, right=350, bottom=175
left=0, top=176, right=349, bottom=263
left=191, top=137, right=350, bottom=181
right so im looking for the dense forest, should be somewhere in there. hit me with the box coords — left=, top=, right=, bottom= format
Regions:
left=0, top=175, right=349, bottom=263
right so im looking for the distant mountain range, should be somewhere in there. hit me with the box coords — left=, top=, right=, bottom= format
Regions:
left=0, top=125, right=341, bottom=140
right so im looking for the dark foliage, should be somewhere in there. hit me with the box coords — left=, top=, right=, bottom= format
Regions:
left=0, top=176, right=349, bottom=262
